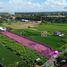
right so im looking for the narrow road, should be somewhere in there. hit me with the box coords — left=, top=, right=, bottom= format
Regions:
left=0, top=31, right=59, bottom=58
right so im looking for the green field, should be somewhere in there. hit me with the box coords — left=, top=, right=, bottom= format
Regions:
left=34, top=23, right=67, bottom=34
left=0, top=44, right=21, bottom=67
left=0, top=34, right=46, bottom=67
left=0, top=23, right=67, bottom=67
left=11, top=23, right=67, bottom=51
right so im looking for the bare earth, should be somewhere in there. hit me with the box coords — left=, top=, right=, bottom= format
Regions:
left=6, top=22, right=38, bottom=29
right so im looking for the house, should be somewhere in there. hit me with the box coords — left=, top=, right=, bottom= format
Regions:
left=53, top=31, right=64, bottom=37
left=53, top=31, right=61, bottom=36
left=21, top=19, right=29, bottom=22
left=0, top=27, right=7, bottom=31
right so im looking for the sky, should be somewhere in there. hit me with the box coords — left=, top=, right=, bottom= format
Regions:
left=0, top=0, right=67, bottom=13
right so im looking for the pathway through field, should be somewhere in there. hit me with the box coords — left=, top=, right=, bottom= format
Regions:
left=0, top=31, right=59, bottom=58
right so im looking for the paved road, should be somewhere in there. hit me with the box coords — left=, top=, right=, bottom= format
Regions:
left=1, top=31, right=58, bottom=58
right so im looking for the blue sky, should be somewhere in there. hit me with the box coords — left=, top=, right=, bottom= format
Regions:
left=0, top=0, right=67, bottom=13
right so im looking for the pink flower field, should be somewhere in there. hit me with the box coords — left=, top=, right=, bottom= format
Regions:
left=1, top=31, right=59, bottom=58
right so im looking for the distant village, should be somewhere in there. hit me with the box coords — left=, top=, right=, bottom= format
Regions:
left=0, top=12, right=67, bottom=23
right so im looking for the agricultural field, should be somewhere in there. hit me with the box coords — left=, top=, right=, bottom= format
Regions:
left=0, top=43, right=21, bottom=67
left=5, top=22, right=38, bottom=29
left=0, top=34, right=46, bottom=67
left=11, top=23, right=67, bottom=51
left=0, top=22, right=67, bottom=67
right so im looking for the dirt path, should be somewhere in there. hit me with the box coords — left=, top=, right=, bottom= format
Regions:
left=1, top=31, right=59, bottom=58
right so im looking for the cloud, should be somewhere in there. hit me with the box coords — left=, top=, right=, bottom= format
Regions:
left=0, top=0, right=67, bottom=12
left=8, top=0, right=44, bottom=12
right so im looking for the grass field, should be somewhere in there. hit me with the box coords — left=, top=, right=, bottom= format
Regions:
left=0, top=34, right=46, bottom=67
left=11, top=23, right=67, bottom=51
left=34, top=23, right=67, bottom=34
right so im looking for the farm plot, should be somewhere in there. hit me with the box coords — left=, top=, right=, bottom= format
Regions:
left=11, top=28, right=67, bottom=51
left=0, top=34, right=47, bottom=67
left=0, top=43, right=21, bottom=67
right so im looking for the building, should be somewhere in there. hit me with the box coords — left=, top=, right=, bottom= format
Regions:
left=53, top=31, right=61, bottom=36
left=0, top=27, right=7, bottom=31
left=53, top=31, right=64, bottom=37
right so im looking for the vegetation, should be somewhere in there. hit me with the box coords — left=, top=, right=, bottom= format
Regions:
left=0, top=21, right=67, bottom=66
left=11, top=25, right=67, bottom=51
left=0, top=34, right=46, bottom=67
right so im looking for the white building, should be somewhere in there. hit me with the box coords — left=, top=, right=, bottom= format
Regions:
left=0, top=27, right=7, bottom=31
left=21, top=19, right=29, bottom=22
